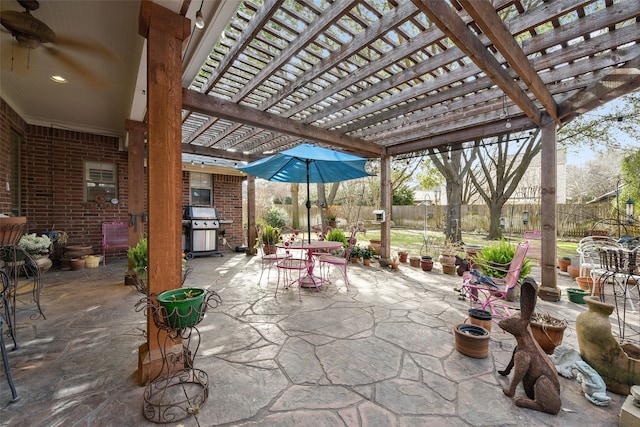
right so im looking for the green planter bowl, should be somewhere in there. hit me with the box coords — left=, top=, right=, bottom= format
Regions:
left=567, top=288, right=590, bottom=304
left=157, top=288, right=206, bottom=328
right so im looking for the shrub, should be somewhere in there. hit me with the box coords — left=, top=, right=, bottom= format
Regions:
left=324, top=228, right=348, bottom=247
left=476, top=239, right=531, bottom=283
left=263, top=206, right=288, bottom=228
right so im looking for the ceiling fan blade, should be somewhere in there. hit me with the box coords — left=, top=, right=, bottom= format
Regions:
left=44, top=45, right=111, bottom=89
left=54, top=35, right=119, bottom=63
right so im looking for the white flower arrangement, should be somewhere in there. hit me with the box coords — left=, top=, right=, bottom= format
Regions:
left=17, top=233, right=52, bottom=255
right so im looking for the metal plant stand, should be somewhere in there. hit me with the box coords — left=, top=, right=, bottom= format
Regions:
left=136, top=289, right=221, bottom=424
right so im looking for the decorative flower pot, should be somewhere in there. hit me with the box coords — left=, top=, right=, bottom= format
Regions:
left=363, top=258, right=371, bottom=266
left=157, top=288, right=206, bottom=329
left=327, top=220, right=337, bottom=228
left=577, top=296, right=640, bottom=394
left=420, top=256, right=434, bottom=271
left=530, top=314, right=566, bottom=354
left=442, top=263, right=456, bottom=275
left=468, top=308, right=492, bottom=332
left=454, top=324, right=490, bottom=359
left=567, top=287, right=590, bottom=304
left=351, top=257, right=360, bottom=264
left=33, top=255, right=53, bottom=273
left=390, top=262, right=399, bottom=269
left=398, top=252, right=409, bottom=263
left=557, top=258, right=571, bottom=272
left=409, top=256, right=420, bottom=267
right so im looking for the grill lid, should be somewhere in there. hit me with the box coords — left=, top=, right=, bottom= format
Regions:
left=184, top=206, right=219, bottom=219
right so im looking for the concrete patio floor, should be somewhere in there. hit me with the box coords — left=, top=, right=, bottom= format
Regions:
left=0, top=251, right=629, bottom=426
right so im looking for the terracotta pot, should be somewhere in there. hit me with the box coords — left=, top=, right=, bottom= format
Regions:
left=567, top=265, right=580, bottom=279
left=369, top=239, right=381, bottom=255
left=398, top=252, right=409, bottom=263
left=530, top=318, right=566, bottom=354
left=420, top=257, right=434, bottom=272
left=70, top=258, right=85, bottom=270
left=442, top=263, right=456, bottom=275
left=409, top=256, right=420, bottom=267
left=576, top=296, right=640, bottom=394
left=575, top=276, right=594, bottom=292
left=439, top=254, right=456, bottom=265
left=390, top=262, right=399, bottom=269
left=557, top=258, right=571, bottom=272
left=454, top=324, right=490, bottom=359
left=468, top=308, right=492, bottom=332
left=363, top=258, right=371, bottom=266
left=350, top=257, right=360, bottom=264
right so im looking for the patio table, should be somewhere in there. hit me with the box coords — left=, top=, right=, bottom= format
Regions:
left=276, top=240, right=343, bottom=288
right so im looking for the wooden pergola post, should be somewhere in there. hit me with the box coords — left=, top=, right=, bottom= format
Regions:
left=380, top=154, right=391, bottom=263
left=246, top=175, right=256, bottom=255
left=137, top=0, right=190, bottom=384
left=125, top=119, right=146, bottom=250
left=538, top=118, right=560, bottom=301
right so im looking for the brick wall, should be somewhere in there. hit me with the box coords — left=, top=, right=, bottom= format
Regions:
left=0, top=97, right=245, bottom=258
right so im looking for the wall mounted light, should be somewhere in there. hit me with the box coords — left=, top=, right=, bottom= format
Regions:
left=522, top=210, right=529, bottom=225
left=626, top=198, right=635, bottom=224
left=195, top=0, right=205, bottom=29
left=500, top=217, right=505, bottom=230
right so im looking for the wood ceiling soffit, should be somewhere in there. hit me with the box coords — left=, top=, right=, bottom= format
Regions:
left=203, top=0, right=285, bottom=94
left=182, top=88, right=383, bottom=157
left=458, top=0, right=558, bottom=124
left=558, top=54, right=640, bottom=123
left=412, top=0, right=542, bottom=126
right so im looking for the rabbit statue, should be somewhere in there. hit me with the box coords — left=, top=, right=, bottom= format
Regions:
left=497, top=276, right=562, bottom=415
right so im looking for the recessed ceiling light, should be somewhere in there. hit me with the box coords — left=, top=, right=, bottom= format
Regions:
left=50, top=75, right=67, bottom=83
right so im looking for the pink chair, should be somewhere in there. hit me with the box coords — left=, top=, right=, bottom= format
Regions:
left=275, top=235, right=312, bottom=301
left=256, top=226, right=288, bottom=288
left=459, top=241, right=530, bottom=319
left=318, top=227, right=358, bottom=290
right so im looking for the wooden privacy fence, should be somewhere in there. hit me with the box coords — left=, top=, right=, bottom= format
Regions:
left=263, top=203, right=625, bottom=239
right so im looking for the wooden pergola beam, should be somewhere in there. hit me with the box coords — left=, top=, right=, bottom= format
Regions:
left=182, top=88, right=384, bottom=157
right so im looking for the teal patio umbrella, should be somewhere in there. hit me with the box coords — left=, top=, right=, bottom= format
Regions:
left=238, top=143, right=371, bottom=242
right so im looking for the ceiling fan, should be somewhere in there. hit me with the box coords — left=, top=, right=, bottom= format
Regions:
left=1, top=0, right=116, bottom=86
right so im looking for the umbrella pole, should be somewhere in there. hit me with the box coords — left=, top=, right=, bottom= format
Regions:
left=306, top=161, right=311, bottom=243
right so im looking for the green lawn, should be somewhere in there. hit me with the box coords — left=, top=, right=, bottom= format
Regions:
left=356, top=228, right=578, bottom=259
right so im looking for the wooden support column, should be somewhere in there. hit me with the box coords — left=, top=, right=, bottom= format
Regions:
left=246, top=175, right=256, bottom=255
left=380, top=154, right=391, bottom=263
left=538, top=118, right=560, bottom=301
left=125, top=119, right=146, bottom=250
left=137, top=0, right=191, bottom=384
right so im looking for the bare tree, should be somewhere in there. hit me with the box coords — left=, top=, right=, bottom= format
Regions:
left=465, top=130, right=541, bottom=239
left=429, top=143, right=478, bottom=243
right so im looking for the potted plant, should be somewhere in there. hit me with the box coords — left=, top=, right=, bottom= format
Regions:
left=530, top=312, right=567, bottom=354
left=11, top=233, right=53, bottom=273
left=325, top=205, right=338, bottom=227
left=420, top=255, right=434, bottom=271
left=398, top=251, right=409, bottom=263
left=361, top=246, right=375, bottom=266
left=260, top=225, right=280, bottom=255
left=557, top=256, right=571, bottom=272
left=390, top=255, right=399, bottom=269
left=127, top=236, right=149, bottom=293
left=156, top=287, right=207, bottom=329
left=438, top=239, right=460, bottom=266
left=475, top=239, right=532, bottom=301
left=349, top=245, right=361, bottom=263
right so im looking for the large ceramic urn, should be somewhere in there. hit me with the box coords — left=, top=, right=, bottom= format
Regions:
left=576, top=296, right=640, bottom=394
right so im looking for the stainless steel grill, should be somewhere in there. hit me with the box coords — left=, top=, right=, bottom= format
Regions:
left=182, top=206, right=222, bottom=259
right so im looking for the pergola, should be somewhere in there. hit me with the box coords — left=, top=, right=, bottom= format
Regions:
left=134, top=0, right=640, bottom=380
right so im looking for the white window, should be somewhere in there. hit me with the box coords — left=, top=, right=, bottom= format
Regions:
left=85, top=162, right=118, bottom=203
left=190, top=172, right=212, bottom=206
